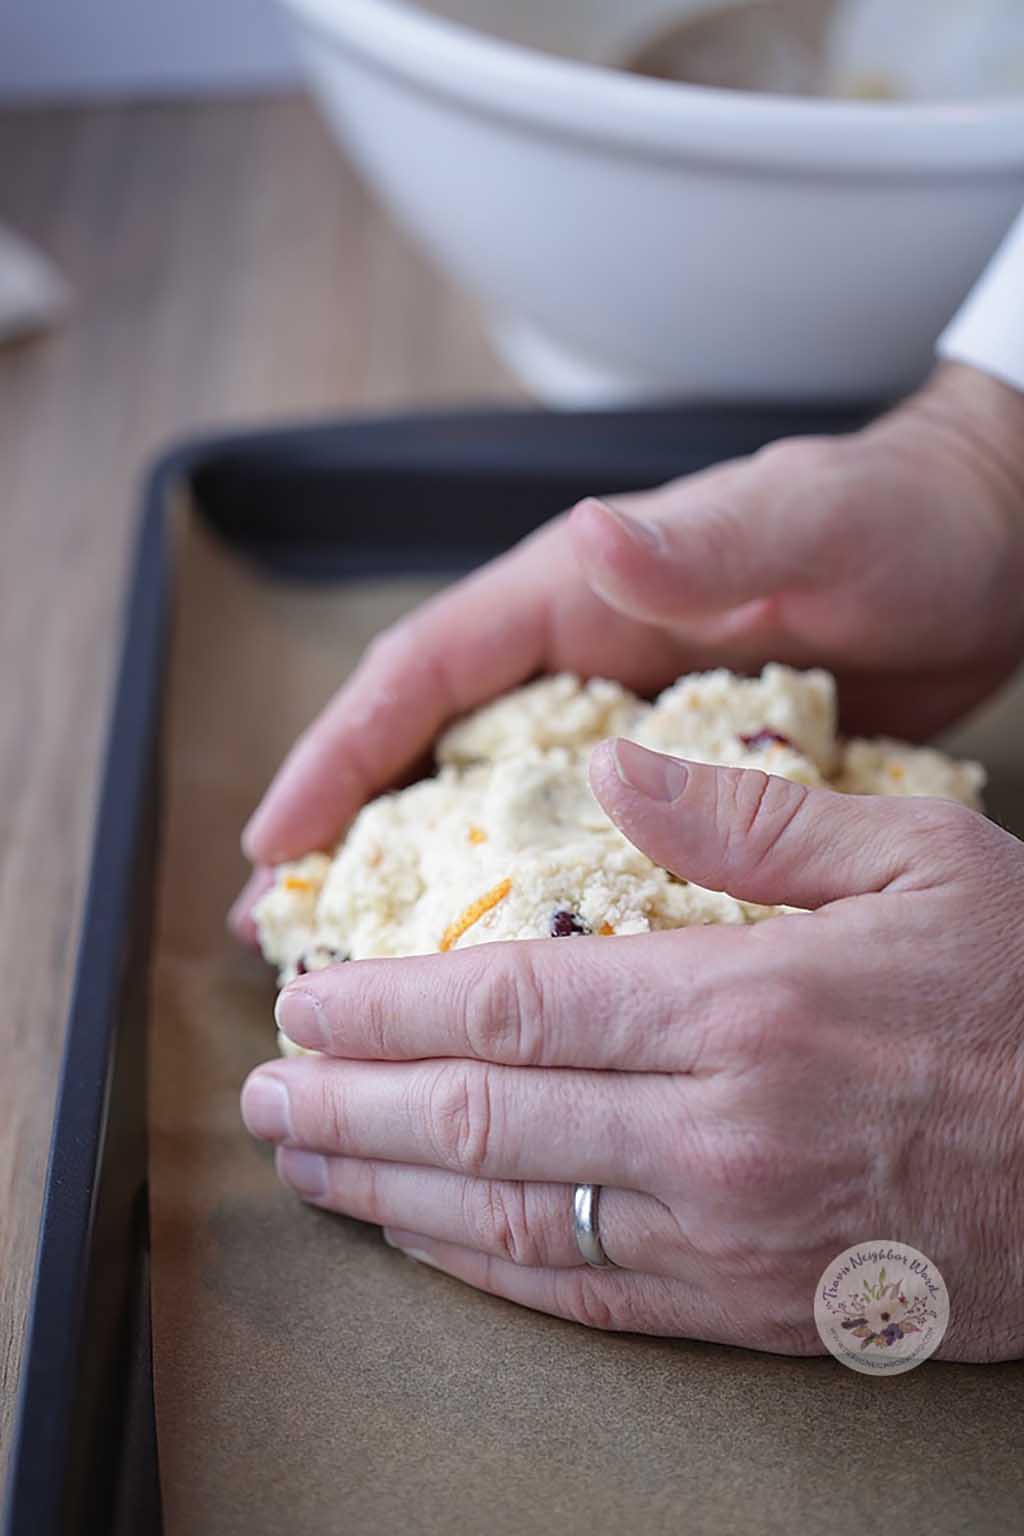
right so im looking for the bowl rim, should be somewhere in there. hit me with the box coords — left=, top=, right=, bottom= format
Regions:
left=281, top=0, right=1024, bottom=173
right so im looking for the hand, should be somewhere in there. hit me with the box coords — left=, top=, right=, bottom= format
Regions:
left=240, top=741, right=1024, bottom=1362
left=230, top=362, right=1024, bottom=942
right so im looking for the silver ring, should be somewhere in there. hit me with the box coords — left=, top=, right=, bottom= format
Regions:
left=572, top=1183, right=616, bottom=1267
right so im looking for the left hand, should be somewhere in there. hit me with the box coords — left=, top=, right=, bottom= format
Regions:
left=229, top=364, right=1024, bottom=944
left=240, top=738, right=1024, bottom=1361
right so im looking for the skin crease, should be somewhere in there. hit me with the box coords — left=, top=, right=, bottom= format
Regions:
left=234, top=361, right=1024, bottom=1359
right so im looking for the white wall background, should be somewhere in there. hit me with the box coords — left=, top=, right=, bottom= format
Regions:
left=0, top=0, right=301, bottom=100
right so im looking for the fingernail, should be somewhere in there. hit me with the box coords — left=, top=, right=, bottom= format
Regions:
left=612, top=738, right=689, bottom=803
left=241, top=805, right=273, bottom=862
left=227, top=867, right=273, bottom=938
left=277, top=1147, right=328, bottom=1199
left=383, top=1228, right=439, bottom=1269
left=591, top=497, right=667, bottom=552
left=240, top=814, right=261, bottom=861
left=275, top=986, right=325, bottom=1050
left=241, top=1072, right=294, bottom=1141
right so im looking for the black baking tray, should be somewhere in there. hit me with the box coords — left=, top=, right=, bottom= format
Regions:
left=3, top=401, right=886, bottom=1536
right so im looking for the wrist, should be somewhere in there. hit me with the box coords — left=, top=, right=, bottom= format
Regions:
left=870, top=361, right=1024, bottom=662
left=900, top=360, right=1024, bottom=504
left=913, top=360, right=1024, bottom=506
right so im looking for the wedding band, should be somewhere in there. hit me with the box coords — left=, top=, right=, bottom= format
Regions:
left=572, top=1183, right=616, bottom=1268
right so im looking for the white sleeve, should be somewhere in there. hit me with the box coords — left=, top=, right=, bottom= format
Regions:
left=936, top=206, right=1024, bottom=394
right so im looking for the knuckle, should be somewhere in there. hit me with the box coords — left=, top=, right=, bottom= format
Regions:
left=911, top=796, right=985, bottom=858
left=690, top=499, right=750, bottom=584
left=364, top=616, right=452, bottom=699
left=352, top=1158, right=385, bottom=1225
left=719, top=1006, right=773, bottom=1074
left=697, top=1225, right=768, bottom=1276
left=338, top=973, right=389, bottom=1058
left=508, top=952, right=549, bottom=1064
left=460, top=950, right=545, bottom=1066
left=425, top=1061, right=496, bottom=1176
left=556, top=1270, right=618, bottom=1332
left=725, top=972, right=812, bottom=1070
left=888, top=796, right=991, bottom=891
left=362, top=619, right=410, bottom=669
left=474, top=1180, right=541, bottom=1267
left=703, top=1126, right=788, bottom=1206
left=719, top=768, right=809, bottom=874
left=752, top=434, right=837, bottom=482
left=313, top=1069, right=347, bottom=1151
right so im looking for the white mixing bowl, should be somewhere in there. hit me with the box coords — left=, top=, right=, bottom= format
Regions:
left=279, top=0, right=1024, bottom=405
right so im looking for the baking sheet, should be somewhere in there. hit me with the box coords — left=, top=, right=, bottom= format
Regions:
left=149, top=493, right=1024, bottom=1536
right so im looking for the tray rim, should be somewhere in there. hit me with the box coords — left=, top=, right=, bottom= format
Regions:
left=2, top=457, right=172, bottom=1536
left=3, top=400, right=882, bottom=1536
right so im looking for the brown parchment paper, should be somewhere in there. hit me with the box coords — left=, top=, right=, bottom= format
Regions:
left=150, top=496, right=1024, bottom=1536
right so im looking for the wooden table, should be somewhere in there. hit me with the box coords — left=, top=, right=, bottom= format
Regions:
left=0, top=92, right=522, bottom=1479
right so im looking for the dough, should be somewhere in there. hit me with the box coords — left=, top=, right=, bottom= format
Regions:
left=253, top=665, right=986, bottom=1053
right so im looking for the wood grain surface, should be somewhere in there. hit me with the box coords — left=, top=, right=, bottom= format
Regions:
left=0, top=91, right=521, bottom=1479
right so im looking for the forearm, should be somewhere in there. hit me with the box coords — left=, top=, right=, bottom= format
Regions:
left=903, top=360, right=1024, bottom=526
left=864, top=358, right=1024, bottom=672
left=923, top=205, right=1024, bottom=656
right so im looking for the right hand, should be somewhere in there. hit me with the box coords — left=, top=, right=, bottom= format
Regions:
left=231, top=361, right=1024, bottom=944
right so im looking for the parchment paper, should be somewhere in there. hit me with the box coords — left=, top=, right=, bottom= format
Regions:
left=150, top=495, right=1024, bottom=1536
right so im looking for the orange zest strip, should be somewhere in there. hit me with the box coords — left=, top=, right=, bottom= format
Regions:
left=467, top=824, right=487, bottom=844
left=284, top=876, right=314, bottom=893
left=598, top=921, right=615, bottom=936
left=440, top=878, right=512, bottom=952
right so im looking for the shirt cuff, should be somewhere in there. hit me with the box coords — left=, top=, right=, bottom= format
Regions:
left=936, top=205, right=1024, bottom=396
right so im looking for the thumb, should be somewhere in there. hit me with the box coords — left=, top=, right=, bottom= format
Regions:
left=589, top=737, right=943, bottom=910
left=568, top=439, right=849, bottom=622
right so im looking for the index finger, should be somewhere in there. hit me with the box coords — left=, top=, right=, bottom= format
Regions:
left=240, top=525, right=562, bottom=864
left=271, top=924, right=776, bottom=1073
